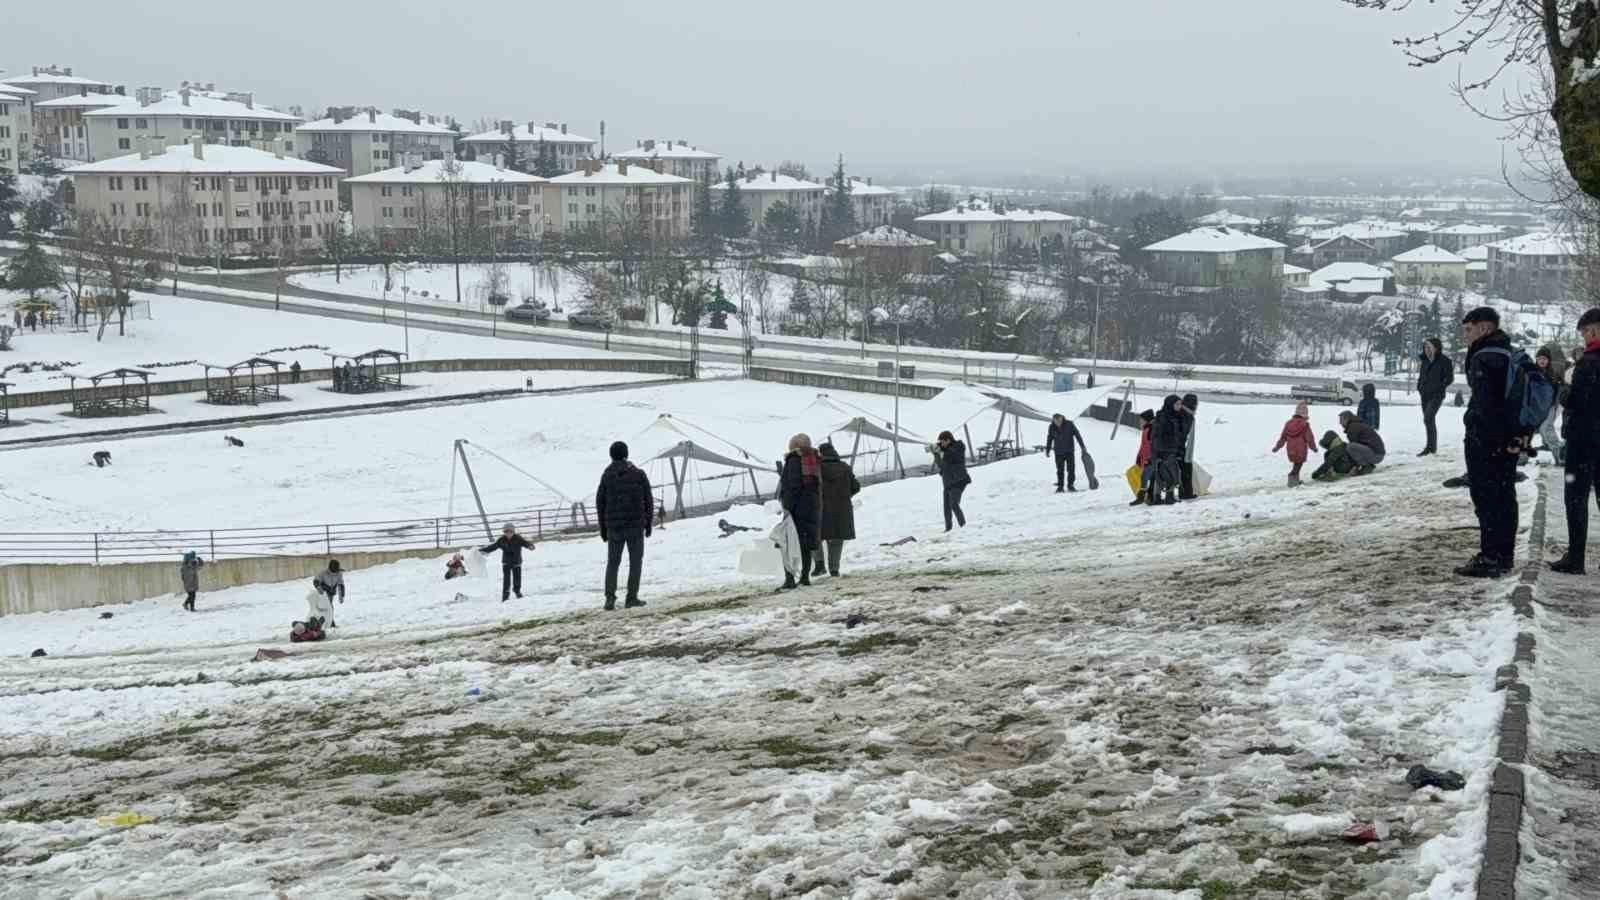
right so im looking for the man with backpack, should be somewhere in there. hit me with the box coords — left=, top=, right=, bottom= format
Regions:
left=1457, top=306, right=1554, bottom=578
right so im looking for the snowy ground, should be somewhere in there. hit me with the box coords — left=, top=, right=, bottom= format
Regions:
left=0, top=397, right=1527, bottom=897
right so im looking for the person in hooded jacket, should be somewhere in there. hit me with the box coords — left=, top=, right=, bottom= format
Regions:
left=597, top=440, right=653, bottom=609
left=1311, top=430, right=1356, bottom=481
left=480, top=524, right=535, bottom=602
left=780, top=433, right=822, bottom=589
left=179, top=551, right=205, bottom=612
left=1178, top=394, right=1200, bottom=500
left=1553, top=308, right=1600, bottom=575
left=815, top=442, right=861, bottom=577
left=934, top=430, right=970, bottom=531
left=311, top=560, right=345, bottom=628
left=1536, top=346, right=1567, bottom=463
left=1045, top=413, right=1089, bottom=493
left=1458, top=306, right=1522, bottom=578
left=1416, top=337, right=1455, bottom=456
left=1148, top=394, right=1187, bottom=505
left=1338, top=410, right=1386, bottom=473
left=1130, top=409, right=1155, bottom=506
left=1272, top=402, right=1319, bottom=487
left=1358, top=384, right=1381, bottom=431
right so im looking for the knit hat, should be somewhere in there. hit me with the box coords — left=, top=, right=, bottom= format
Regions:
left=609, top=440, right=628, bottom=461
left=1294, top=401, right=1309, bottom=418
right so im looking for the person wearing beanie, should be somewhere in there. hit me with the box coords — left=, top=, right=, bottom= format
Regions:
left=1273, top=402, right=1318, bottom=487
left=311, top=559, right=345, bottom=628
left=1458, top=304, right=1520, bottom=577
left=597, top=439, right=653, bottom=609
left=480, top=524, right=535, bottom=602
left=1178, top=393, right=1200, bottom=500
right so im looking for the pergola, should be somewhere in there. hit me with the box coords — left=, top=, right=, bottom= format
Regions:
left=65, top=367, right=154, bottom=417
left=828, top=416, right=926, bottom=477
left=202, top=357, right=286, bottom=405
left=327, top=349, right=407, bottom=394
left=14, top=298, right=62, bottom=330
left=649, top=439, right=770, bottom=519
left=0, top=381, right=11, bottom=426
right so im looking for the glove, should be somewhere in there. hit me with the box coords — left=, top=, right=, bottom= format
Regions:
left=600, top=529, right=609, bottom=542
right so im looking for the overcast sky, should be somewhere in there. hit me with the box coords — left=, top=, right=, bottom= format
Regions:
left=4, top=0, right=1508, bottom=178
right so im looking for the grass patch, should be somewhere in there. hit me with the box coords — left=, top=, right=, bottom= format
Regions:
left=863, top=744, right=890, bottom=761
left=768, top=689, right=805, bottom=702
left=1, top=797, right=100, bottom=823
left=1276, top=792, right=1321, bottom=808
left=1200, top=881, right=1239, bottom=900
left=754, top=736, right=828, bottom=757
left=838, top=632, right=921, bottom=657
left=330, top=754, right=409, bottom=777
left=1249, top=873, right=1300, bottom=891
left=1009, top=780, right=1062, bottom=799
left=507, top=773, right=578, bottom=796
left=670, top=596, right=749, bottom=616
left=991, top=712, right=1028, bottom=732
left=369, top=795, right=436, bottom=816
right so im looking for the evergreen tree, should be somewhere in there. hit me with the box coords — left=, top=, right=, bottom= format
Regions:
left=501, top=136, right=525, bottom=172
left=692, top=167, right=717, bottom=242
left=718, top=167, right=750, bottom=239
left=761, top=201, right=804, bottom=249
left=818, top=155, right=858, bottom=247
left=7, top=227, right=61, bottom=299
left=24, top=150, right=61, bottom=177
left=0, top=167, right=20, bottom=239
left=1447, top=296, right=1466, bottom=353
left=532, top=139, right=562, bottom=178
left=1423, top=297, right=1444, bottom=343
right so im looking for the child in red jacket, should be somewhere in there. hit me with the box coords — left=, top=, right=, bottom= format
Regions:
left=1130, top=409, right=1156, bottom=506
left=1273, top=401, right=1319, bottom=487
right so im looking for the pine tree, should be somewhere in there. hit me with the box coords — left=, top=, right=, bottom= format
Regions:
left=1448, top=296, right=1466, bottom=353
left=761, top=201, right=803, bottom=248
left=0, top=167, right=20, bottom=239
left=532, top=139, right=561, bottom=178
left=501, top=137, right=525, bottom=172
left=7, top=227, right=61, bottom=299
left=718, top=167, right=750, bottom=239
left=1424, top=297, right=1443, bottom=342
left=818, top=155, right=857, bottom=247
left=692, top=167, right=717, bottom=242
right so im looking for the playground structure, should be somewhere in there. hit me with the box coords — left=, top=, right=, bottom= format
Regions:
left=202, top=357, right=287, bottom=406
left=328, top=349, right=407, bottom=394
left=65, top=367, right=154, bottom=418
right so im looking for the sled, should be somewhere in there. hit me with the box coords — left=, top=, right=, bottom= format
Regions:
left=1193, top=463, right=1213, bottom=497
left=737, top=540, right=784, bottom=576
left=1082, top=451, right=1101, bottom=491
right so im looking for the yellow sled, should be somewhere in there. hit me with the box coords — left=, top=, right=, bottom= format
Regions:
left=1125, top=464, right=1143, bottom=496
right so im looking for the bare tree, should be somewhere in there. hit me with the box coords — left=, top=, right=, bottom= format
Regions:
left=70, top=209, right=154, bottom=340
left=804, top=274, right=850, bottom=339
left=154, top=175, right=200, bottom=296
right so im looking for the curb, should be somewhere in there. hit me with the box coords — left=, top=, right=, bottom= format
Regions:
left=1476, top=475, right=1546, bottom=900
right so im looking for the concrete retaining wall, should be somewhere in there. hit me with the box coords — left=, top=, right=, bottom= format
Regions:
left=0, top=546, right=451, bottom=617
left=748, top=366, right=944, bottom=400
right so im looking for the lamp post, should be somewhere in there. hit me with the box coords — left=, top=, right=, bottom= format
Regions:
left=400, top=281, right=411, bottom=358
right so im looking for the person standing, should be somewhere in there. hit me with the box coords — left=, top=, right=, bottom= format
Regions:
left=1416, top=337, right=1455, bottom=456
left=1129, top=409, right=1156, bottom=506
left=290, top=360, right=302, bottom=384
left=179, top=551, right=205, bottom=612
left=596, top=440, right=653, bottom=610
left=1553, top=308, right=1600, bottom=575
left=311, top=560, right=345, bottom=628
left=934, top=430, right=970, bottom=531
left=1358, top=384, right=1381, bottom=431
left=1536, top=346, right=1567, bottom=463
left=1457, top=306, right=1523, bottom=578
left=480, top=524, right=534, bottom=602
left=1338, top=411, right=1387, bottom=474
left=1178, top=394, right=1200, bottom=500
left=1272, top=402, right=1318, bottom=487
left=780, top=433, right=822, bottom=589
left=816, top=442, right=861, bottom=577
left=1149, top=395, right=1187, bottom=505
left=1045, top=413, right=1089, bottom=493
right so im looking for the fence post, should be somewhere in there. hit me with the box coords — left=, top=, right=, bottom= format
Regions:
left=435, top=519, right=441, bottom=549
left=536, top=509, right=543, bottom=540
left=210, top=530, right=216, bottom=560
left=325, top=525, right=332, bottom=556
left=93, top=533, right=100, bottom=565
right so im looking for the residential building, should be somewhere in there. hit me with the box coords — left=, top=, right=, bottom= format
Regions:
left=1141, top=227, right=1286, bottom=289
left=1462, top=244, right=1489, bottom=287
left=1429, top=223, right=1506, bottom=254
left=64, top=138, right=342, bottom=254
left=915, top=202, right=1013, bottom=259
left=0, top=88, right=29, bottom=171
left=1281, top=263, right=1311, bottom=288
left=33, top=93, right=135, bottom=161
left=1004, top=208, right=1074, bottom=253
left=833, top=225, right=936, bottom=274
left=829, top=176, right=897, bottom=230
left=545, top=159, right=693, bottom=239
left=461, top=121, right=595, bottom=173
left=1487, top=232, right=1580, bottom=303
left=0, top=66, right=118, bottom=103
left=1391, top=244, right=1468, bottom=289
left=613, top=139, right=721, bottom=181
left=1195, top=209, right=1261, bottom=231
left=1305, top=223, right=1409, bottom=265
left=82, top=87, right=301, bottom=163
left=1308, top=262, right=1395, bottom=299
left=296, top=108, right=457, bottom=177
left=346, top=158, right=546, bottom=243
left=713, top=171, right=826, bottom=236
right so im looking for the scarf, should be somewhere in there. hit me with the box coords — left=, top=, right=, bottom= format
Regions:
left=800, top=448, right=821, bottom=485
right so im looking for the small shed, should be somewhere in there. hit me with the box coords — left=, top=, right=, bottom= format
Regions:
left=0, top=381, right=11, bottom=426
left=66, top=367, right=153, bottom=417
left=327, top=349, right=407, bottom=394
left=202, top=357, right=286, bottom=405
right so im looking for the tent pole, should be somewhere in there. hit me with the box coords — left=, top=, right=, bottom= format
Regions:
left=748, top=469, right=761, bottom=501
left=992, top=408, right=1005, bottom=458
left=848, top=428, right=862, bottom=467
left=455, top=440, right=494, bottom=542
left=669, top=456, right=686, bottom=518
left=963, top=424, right=976, bottom=464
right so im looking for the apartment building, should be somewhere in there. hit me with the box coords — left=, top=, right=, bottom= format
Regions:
left=1487, top=232, right=1580, bottom=303
left=0, top=66, right=118, bottom=103
left=830, top=176, right=897, bottom=229
left=296, top=107, right=456, bottom=176
left=460, top=121, right=595, bottom=173
left=1391, top=244, right=1468, bottom=289
left=915, top=202, right=1013, bottom=259
left=65, top=138, right=341, bottom=254
left=0, top=88, right=29, bottom=171
left=1429, top=223, right=1506, bottom=254
left=33, top=93, right=134, bottom=162
left=546, top=160, right=693, bottom=239
left=1142, top=227, right=1286, bottom=289
left=1303, top=222, right=1409, bottom=267
left=613, top=139, right=721, bottom=181
left=713, top=171, right=825, bottom=235
left=1004, top=208, right=1074, bottom=253
left=346, top=158, right=547, bottom=242
left=1194, top=209, right=1261, bottom=231
left=82, top=87, right=301, bottom=162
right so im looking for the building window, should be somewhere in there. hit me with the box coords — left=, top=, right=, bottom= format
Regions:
left=135, top=118, right=148, bottom=129
left=382, top=207, right=393, bottom=218
left=300, top=224, right=313, bottom=239
left=568, top=203, right=577, bottom=214
left=182, top=118, right=193, bottom=130
left=380, top=185, right=392, bottom=197
left=133, top=177, right=149, bottom=191
left=108, top=177, right=123, bottom=191
left=298, top=201, right=311, bottom=215
left=117, top=118, right=129, bottom=129
left=118, top=138, right=130, bottom=150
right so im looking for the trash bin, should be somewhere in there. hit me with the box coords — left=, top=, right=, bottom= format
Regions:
left=1052, top=366, right=1079, bottom=392
left=877, top=361, right=894, bottom=378
left=899, top=364, right=915, bottom=380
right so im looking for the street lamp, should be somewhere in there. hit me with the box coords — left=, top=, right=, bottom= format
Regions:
left=891, top=303, right=912, bottom=477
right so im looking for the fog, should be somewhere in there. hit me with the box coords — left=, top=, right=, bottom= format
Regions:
left=4, top=0, right=1506, bottom=178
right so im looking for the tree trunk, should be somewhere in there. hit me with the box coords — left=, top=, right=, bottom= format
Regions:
left=1554, top=75, right=1600, bottom=201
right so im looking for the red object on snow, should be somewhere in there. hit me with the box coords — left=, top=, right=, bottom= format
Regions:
left=1341, top=822, right=1379, bottom=843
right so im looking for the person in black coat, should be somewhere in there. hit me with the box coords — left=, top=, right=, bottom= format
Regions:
left=1149, top=394, right=1186, bottom=505
left=1178, top=393, right=1199, bottom=500
left=779, top=433, right=821, bottom=589
left=1416, top=337, right=1455, bottom=456
left=1457, top=307, right=1522, bottom=578
left=1045, top=413, right=1089, bottom=493
left=597, top=440, right=653, bottom=609
left=816, top=442, right=861, bottom=577
left=935, top=430, right=971, bottom=531
left=1553, top=308, right=1600, bottom=575
left=1357, top=383, right=1381, bottom=431
left=480, top=524, right=534, bottom=601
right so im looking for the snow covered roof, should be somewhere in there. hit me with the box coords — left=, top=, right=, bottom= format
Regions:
left=1392, top=244, right=1467, bottom=264
left=1310, top=262, right=1392, bottom=284
left=83, top=92, right=298, bottom=122
left=65, top=143, right=343, bottom=175
left=1292, top=215, right=1336, bottom=228
left=1335, top=278, right=1387, bottom=295
left=832, top=179, right=896, bottom=197
left=546, top=162, right=692, bottom=185
left=835, top=226, right=935, bottom=248
left=0, top=91, right=24, bottom=103
left=1430, top=223, right=1505, bottom=236
left=296, top=112, right=454, bottom=135
left=1005, top=209, right=1075, bottom=223
left=345, top=159, right=546, bottom=184
left=1490, top=231, right=1579, bottom=256
left=1282, top=263, right=1311, bottom=275
left=1308, top=223, right=1406, bottom=242
left=916, top=204, right=1012, bottom=224
left=1143, top=226, right=1286, bottom=254
left=613, top=140, right=720, bottom=161
left=0, top=82, right=36, bottom=96
left=461, top=123, right=594, bottom=146
left=713, top=172, right=825, bottom=193
left=33, top=94, right=135, bottom=109
left=1195, top=210, right=1261, bottom=227
left=1467, top=262, right=1489, bottom=272
left=2, top=72, right=109, bottom=88
left=1460, top=245, right=1490, bottom=262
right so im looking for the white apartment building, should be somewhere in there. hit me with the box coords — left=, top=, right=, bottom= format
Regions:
left=1391, top=244, right=1468, bottom=289
left=546, top=160, right=693, bottom=239
left=0, top=66, right=118, bottom=103
left=711, top=171, right=825, bottom=235
left=1004, top=208, right=1074, bottom=252
left=1429, top=223, right=1506, bottom=254
left=613, top=139, right=722, bottom=181
left=33, top=93, right=135, bottom=162
left=915, top=202, right=1013, bottom=259
left=346, top=159, right=547, bottom=242
left=1487, top=232, right=1580, bottom=303
left=0, top=88, right=29, bottom=172
left=82, top=88, right=301, bottom=163
left=461, top=121, right=595, bottom=173
left=833, top=176, right=897, bottom=229
left=65, top=138, right=342, bottom=254
left=296, top=108, right=457, bottom=177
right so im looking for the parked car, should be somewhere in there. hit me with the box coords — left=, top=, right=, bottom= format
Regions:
left=505, top=302, right=551, bottom=323
left=1290, top=378, right=1359, bottom=406
left=567, top=310, right=614, bottom=330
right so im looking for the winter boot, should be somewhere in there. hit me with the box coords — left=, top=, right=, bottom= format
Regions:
left=1287, top=475, right=1298, bottom=488
left=1129, top=495, right=1145, bottom=507
left=624, top=598, right=647, bottom=609
left=812, top=557, right=827, bottom=577
left=1055, top=485, right=1065, bottom=494
left=1550, top=554, right=1586, bottom=576
left=604, top=599, right=617, bottom=611
left=1454, top=554, right=1508, bottom=579
left=779, top=572, right=797, bottom=591
left=799, top=570, right=812, bottom=587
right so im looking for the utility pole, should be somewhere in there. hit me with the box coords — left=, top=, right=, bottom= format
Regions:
left=1091, top=281, right=1102, bottom=389
left=454, top=440, right=494, bottom=542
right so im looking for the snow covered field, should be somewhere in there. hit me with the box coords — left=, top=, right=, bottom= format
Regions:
left=0, top=392, right=1526, bottom=897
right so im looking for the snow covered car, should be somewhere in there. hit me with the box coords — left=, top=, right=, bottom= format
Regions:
left=567, top=310, right=614, bottom=330
left=505, top=302, right=551, bottom=323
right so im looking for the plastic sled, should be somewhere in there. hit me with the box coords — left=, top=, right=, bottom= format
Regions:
left=738, top=540, right=784, bottom=576
left=1193, top=463, right=1214, bottom=496
left=1125, top=464, right=1143, bottom=497
left=1082, top=451, right=1101, bottom=490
